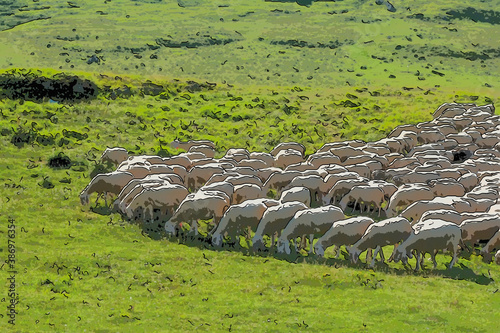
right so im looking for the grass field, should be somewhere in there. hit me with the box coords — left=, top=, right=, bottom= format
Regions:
left=1, top=0, right=500, bottom=331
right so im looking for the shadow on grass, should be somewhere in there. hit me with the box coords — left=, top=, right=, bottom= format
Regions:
left=105, top=213, right=495, bottom=285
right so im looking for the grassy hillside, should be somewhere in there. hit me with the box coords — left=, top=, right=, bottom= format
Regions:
left=1, top=0, right=500, bottom=331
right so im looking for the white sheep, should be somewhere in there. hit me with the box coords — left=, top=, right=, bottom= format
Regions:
left=100, top=147, right=128, bottom=166
left=164, top=190, right=231, bottom=236
left=391, top=219, right=461, bottom=270
left=211, top=198, right=280, bottom=247
left=276, top=205, right=345, bottom=255
left=460, top=215, right=500, bottom=250
left=80, top=171, right=135, bottom=207
left=124, top=184, right=189, bottom=221
left=199, top=181, right=235, bottom=198
left=279, top=186, right=311, bottom=207
left=274, top=149, right=304, bottom=169
left=314, top=216, right=374, bottom=258
left=323, top=178, right=369, bottom=205
left=232, top=183, right=264, bottom=204
left=385, top=184, right=435, bottom=217
left=270, top=142, right=305, bottom=157
left=479, top=230, right=500, bottom=263
left=339, top=185, right=386, bottom=217
left=185, top=164, right=225, bottom=191
left=252, top=201, right=308, bottom=251
left=347, top=217, right=412, bottom=267
left=170, top=139, right=216, bottom=151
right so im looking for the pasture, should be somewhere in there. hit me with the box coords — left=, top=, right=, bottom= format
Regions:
left=1, top=0, right=500, bottom=331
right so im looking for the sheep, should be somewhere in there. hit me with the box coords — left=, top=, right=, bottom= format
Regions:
left=249, top=152, right=275, bottom=167
left=347, top=217, right=412, bottom=267
left=400, top=201, right=456, bottom=224
left=115, top=179, right=173, bottom=213
left=280, top=174, right=325, bottom=207
left=391, top=219, right=461, bottom=270
left=237, top=158, right=268, bottom=170
left=274, top=149, right=304, bottom=169
left=252, top=201, right=308, bottom=251
left=314, top=216, right=374, bottom=258
left=285, top=162, right=316, bottom=172
left=224, top=174, right=264, bottom=187
left=185, top=164, right=225, bottom=191
left=329, top=146, right=362, bottom=163
left=433, top=103, right=475, bottom=119
left=307, top=152, right=342, bottom=168
left=170, top=139, right=216, bottom=151
left=495, top=250, right=500, bottom=265
left=163, top=154, right=192, bottom=169
left=124, top=184, right=189, bottom=222
left=385, top=184, right=435, bottom=217
left=113, top=173, right=184, bottom=210
left=188, top=145, right=215, bottom=159
left=270, top=142, right=305, bottom=157
left=232, top=184, right=264, bottom=204
left=262, top=170, right=303, bottom=192
left=80, top=171, right=135, bottom=206
left=427, top=178, right=466, bottom=197
left=339, top=185, right=386, bottom=217
left=276, top=205, right=345, bottom=255
left=323, top=178, right=369, bottom=205
left=420, top=209, right=492, bottom=225
left=199, top=181, right=235, bottom=198
left=211, top=198, right=280, bottom=247
left=458, top=172, right=479, bottom=192
left=479, top=230, right=500, bottom=263
left=164, top=190, right=231, bottom=236
left=100, top=147, right=128, bottom=166
left=119, top=155, right=164, bottom=167
left=392, top=172, right=441, bottom=186
left=224, top=148, right=250, bottom=162
left=460, top=215, right=500, bottom=250
left=279, top=186, right=311, bottom=206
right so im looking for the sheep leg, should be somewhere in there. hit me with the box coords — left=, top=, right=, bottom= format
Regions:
left=449, top=248, right=458, bottom=269
left=294, top=238, right=298, bottom=253
left=431, top=250, right=438, bottom=269
left=366, top=248, right=373, bottom=264
left=352, top=199, right=358, bottom=214
left=415, top=252, right=421, bottom=271
left=379, top=246, right=385, bottom=263
left=334, top=245, right=340, bottom=259
left=271, top=233, right=276, bottom=248
left=388, top=243, right=398, bottom=262
left=309, top=234, right=314, bottom=254
left=104, top=192, right=108, bottom=207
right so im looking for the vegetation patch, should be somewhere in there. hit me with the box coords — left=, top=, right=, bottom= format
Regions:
left=0, top=69, right=98, bottom=102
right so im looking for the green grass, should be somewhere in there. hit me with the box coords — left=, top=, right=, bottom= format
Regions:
left=1, top=0, right=500, bottom=331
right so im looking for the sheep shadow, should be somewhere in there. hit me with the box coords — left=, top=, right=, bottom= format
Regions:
left=118, top=216, right=495, bottom=285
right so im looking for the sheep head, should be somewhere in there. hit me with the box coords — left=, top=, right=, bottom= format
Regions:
left=347, top=246, right=360, bottom=264
left=251, top=236, right=266, bottom=252
left=79, top=192, right=89, bottom=205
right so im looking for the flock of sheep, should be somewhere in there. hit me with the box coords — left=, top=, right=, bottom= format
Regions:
left=80, top=102, right=500, bottom=270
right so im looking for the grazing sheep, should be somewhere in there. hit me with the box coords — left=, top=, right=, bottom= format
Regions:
left=232, top=183, right=264, bottom=204
left=249, top=152, right=275, bottom=167
left=347, top=217, right=412, bottom=267
left=329, top=146, right=362, bottom=163
left=80, top=171, right=135, bottom=206
left=100, top=147, right=128, bottom=166
left=391, top=219, right=461, bottom=270
left=420, top=209, right=492, bottom=225
left=480, top=230, right=500, bottom=263
left=270, top=142, right=305, bottom=157
left=252, top=201, right=308, bottom=251
left=339, top=185, right=386, bottom=217
left=262, top=170, right=303, bottom=191
left=237, top=158, right=268, bottom=170
left=280, top=174, right=325, bottom=206
left=224, top=174, right=263, bottom=187
left=276, top=205, right=345, bottom=255
left=199, top=181, right=235, bottom=198
left=188, top=145, right=215, bottom=159
left=385, top=184, right=435, bottom=217
left=427, top=178, right=466, bottom=197
left=458, top=172, right=479, bottom=192
left=164, top=190, right=231, bottom=236
left=314, top=216, right=374, bottom=258
left=125, top=184, right=189, bottom=222
left=307, top=152, right=342, bottom=168
left=274, top=149, right=304, bottom=169
left=170, top=139, right=216, bottom=151
left=460, top=215, right=500, bottom=249
left=400, top=201, right=456, bottom=224
left=116, top=179, right=172, bottom=213
left=211, top=198, right=280, bottom=247
left=323, top=178, right=369, bottom=205
left=280, top=186, right=311, bottom=206
left=185, top=164, right=225, bottom=191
